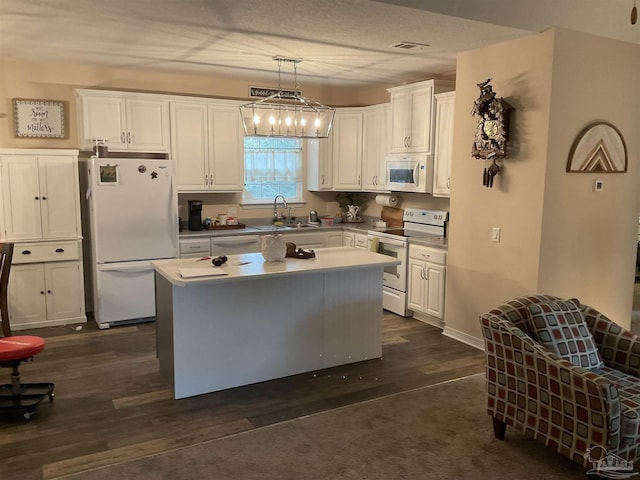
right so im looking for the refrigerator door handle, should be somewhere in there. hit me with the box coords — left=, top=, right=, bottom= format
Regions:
left=170, top=175, right=178, bottom=249
left=99, top=261, right=154, bottom=273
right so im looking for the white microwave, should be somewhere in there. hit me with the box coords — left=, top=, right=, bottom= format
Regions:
left=385, top=154, right=433, bottom=193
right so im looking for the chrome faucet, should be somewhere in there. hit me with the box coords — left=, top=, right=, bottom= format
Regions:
left=273, top=195, right=288, bottom=223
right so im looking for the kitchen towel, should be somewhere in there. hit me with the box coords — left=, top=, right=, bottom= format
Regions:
left=375, top=194, right=399, bottom=207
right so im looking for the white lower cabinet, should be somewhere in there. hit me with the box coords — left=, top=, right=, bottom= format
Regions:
left=9, top=252, right=85, bottom=330
left=407, top=244, right=446, bottom=321
left=325, top=231, right=343, bottom=248
left=354, top=233, right=368, bottom=250
left=179, top=237, right=211, bottom=258
left=210, top=235, right=261, bottom=255
left=342, top=232, right=355, bottom=247
left=284, top=232, right=326, bottom=250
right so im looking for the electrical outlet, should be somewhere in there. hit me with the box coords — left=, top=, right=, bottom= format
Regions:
left=594, top=180, right=603, bottom=192
left=491, top=227, right=501, bottom=243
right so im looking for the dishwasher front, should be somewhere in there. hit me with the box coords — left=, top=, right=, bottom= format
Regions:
left=210, top=234, right=261, bottom=255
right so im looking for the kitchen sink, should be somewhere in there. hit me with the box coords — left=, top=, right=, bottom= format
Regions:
left=250, top=224, right=293, bottom=231
left=288, top=223, right=319, bottom=229
left=250, top=223, right=320, bottom=231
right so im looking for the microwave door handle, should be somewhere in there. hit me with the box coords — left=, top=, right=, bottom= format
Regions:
left=413, top=163, right=420, bottom=186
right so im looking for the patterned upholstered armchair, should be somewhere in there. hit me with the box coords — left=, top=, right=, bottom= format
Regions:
left=480, top=294, right=640, bottom=466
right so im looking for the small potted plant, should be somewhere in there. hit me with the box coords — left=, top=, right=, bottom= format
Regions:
left=336, top=192, right=368, bottom=222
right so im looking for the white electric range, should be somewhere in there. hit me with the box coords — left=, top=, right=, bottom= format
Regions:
left=367, top=208, right=448, bottom=316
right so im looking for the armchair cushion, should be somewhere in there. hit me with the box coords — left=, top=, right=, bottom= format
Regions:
left=527, top=300, right=604, bottom=370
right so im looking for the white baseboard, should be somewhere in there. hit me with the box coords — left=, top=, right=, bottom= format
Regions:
left=412, top=312, right=445, bottom=329
left=442, top=325, right=485, bottom=351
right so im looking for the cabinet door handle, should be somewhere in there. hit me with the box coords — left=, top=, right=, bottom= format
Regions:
left=447, top=178, right=451, bottom=189
left=121, top=132, right=126, bottom=144
left=22, top=250, right=32, bottom=255
left=42, top=196, right=47, bottom=200
left=47, top=290, right=52, bottom=294
left=34, top=196, right=39, bottom=200
left=55, top=248, right=65, bottom=253
left=421, top=253, right=431, bottom=259
left=127, top=132, right=132, bottom=144
left=40, top=291, right=45, bottom=295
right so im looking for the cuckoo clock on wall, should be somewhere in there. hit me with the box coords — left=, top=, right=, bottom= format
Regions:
left=471, top=79, right=512, bottom=187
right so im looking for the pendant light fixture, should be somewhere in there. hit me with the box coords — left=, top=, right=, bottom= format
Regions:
left=239, top=56, right=335, bottom=138
left=632, top=0, right=638, bottom=25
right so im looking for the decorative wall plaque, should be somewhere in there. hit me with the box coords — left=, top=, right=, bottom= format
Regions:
left=13, top=98, right=66, bottom=139
left=566, top=122, right=627, bottom=173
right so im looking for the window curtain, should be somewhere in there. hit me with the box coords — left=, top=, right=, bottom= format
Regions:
left=244, top=139, right=302, bottom=182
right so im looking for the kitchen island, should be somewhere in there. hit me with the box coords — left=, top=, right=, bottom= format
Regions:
left=152, top=247, right=400, bottom=399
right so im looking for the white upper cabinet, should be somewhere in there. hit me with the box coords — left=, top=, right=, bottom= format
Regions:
left=362, top=103, right=389, bottom=191
left=433, top=91, right=456, bottom=197
left=207, top=104, right=244, bottom=192
left=388, top=79, right=454, bottom=155
left=77, top=90, right=170, bottom=152
left=171, top=102, right=209, bottom=191
left=171, top=100, right=244, bottom=192
left=0, top=150, right=81, bottom=241
left=332, top=108, right=364, bottom=191
left=307, top=136, right=333, bottom=191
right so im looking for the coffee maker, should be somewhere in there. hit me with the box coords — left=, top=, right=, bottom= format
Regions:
left=188, top=200, right=203, bottom=231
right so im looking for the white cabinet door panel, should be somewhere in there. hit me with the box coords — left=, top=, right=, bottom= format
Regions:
left=172, top=102, right=209, bottom=191
left=126, top=99, right=170, bottom=151
left=9, top=263, right=47, bottom=328
left=208, top=105, right=244, bottom=191
left=81, top=96, right=127, bottom=150
left=0, top=156, right=42, bottom=240
left=45, top=261, right=83, bottom=321
left=39, top=156, right=80, bottom=239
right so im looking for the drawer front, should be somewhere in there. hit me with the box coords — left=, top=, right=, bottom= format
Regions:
left=13, top=241, right=80, bottom=263
left=354, top=234, right=368, bottom=249
left=179, top=238, right=211, bottom=256
left=409, top=245, right=446, bottom=265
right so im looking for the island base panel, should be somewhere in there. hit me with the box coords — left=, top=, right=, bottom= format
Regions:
left=156, top=267, right=384, bottom=399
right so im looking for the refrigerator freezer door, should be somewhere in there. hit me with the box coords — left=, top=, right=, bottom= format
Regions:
left=94, top=261, right=156, bottom=327
left=89, top=158, right=178, bottom=263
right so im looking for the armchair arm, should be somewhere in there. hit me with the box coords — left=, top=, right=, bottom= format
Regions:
left=583, top=306, right=640, bottom=377
left=480, top=313, right=621, bottom=460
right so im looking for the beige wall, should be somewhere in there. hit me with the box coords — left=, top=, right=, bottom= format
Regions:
left=0, top=57, right=392, bottom=148
left=538, top=29, right=640, bottom=321
left=0, top=57, right=395, bottom=221
left=445, top=28, right=640, bottom=344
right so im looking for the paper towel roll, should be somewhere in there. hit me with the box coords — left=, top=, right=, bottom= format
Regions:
left=375, top=194, right=399, bottom=207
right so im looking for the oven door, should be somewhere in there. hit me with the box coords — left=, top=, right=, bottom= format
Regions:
left=368, top=234, right=407, bottom=292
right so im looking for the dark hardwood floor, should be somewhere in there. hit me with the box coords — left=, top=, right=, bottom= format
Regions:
left=0, top=312, right=486, bottom=480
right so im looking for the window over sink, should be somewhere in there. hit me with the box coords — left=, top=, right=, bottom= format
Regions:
left=243, top=137, right=303, bottom=205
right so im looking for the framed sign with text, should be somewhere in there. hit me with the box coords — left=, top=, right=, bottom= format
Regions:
left=13, top=98, right=67, bottom=139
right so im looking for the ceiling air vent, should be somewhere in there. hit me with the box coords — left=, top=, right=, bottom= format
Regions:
left=392, top=41, right=430, bottom=50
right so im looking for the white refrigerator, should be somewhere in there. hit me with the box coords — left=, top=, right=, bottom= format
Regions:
left=85, top=156, right=178, bottom=328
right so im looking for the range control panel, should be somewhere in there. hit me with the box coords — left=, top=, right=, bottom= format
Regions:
left=403, top=208, right=449, bottom=227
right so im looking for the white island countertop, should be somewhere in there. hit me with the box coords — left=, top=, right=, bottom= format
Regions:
left=152, top=247, right=400, bottom=287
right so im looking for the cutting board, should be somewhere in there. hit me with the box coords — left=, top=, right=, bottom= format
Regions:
left=381, top=206, right=404, bottom=227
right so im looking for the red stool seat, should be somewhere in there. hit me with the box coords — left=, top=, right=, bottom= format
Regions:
left=0, top=336, right=46, bottom=362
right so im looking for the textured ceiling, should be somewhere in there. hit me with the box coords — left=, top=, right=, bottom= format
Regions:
left=1, top=0, right=638, bottom=87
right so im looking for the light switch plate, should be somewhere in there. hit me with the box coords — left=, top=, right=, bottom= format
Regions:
left=594, top=180, right=603, bottom=192
left=491, top=227, right=501, bottom=243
